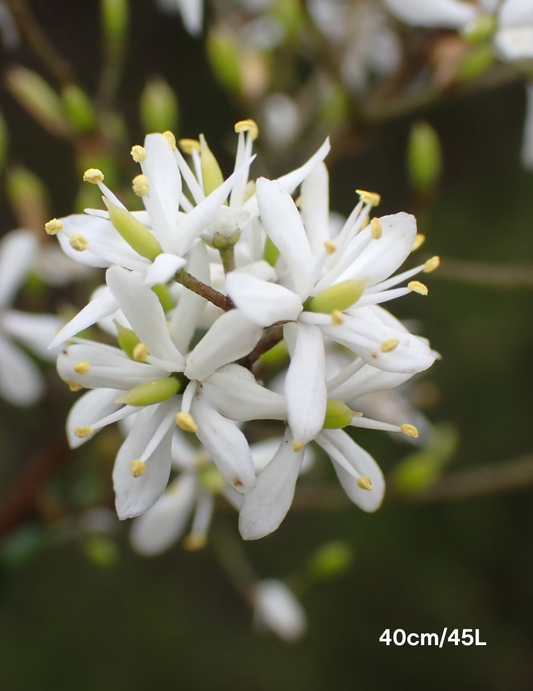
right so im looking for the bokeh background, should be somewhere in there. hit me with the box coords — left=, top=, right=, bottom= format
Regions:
left=0, top=1, right=533, bottom=689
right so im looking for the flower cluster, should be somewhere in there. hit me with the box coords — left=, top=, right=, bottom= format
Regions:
left=47, top=120, right=439, bottom=545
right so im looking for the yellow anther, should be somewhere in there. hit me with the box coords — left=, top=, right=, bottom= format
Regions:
left=45, top=218, right=63, bottom=235
left=370, top=217, right=382, bottom=239
left=131, top=459, right=146, bottom=477
left=401, top=424, right=419, bottom=439
left=74, top=426, right=93, bottom=438
left=324, top=240, right=336, bottom=254
left=408, top=281, right=428, bottom=296
left=130, top=145, right=147, bottom=162
left=83, top=168, right=104, bottom=184
left=162, top=130, right=176, bottom=150
left=67, top=381, right=82, bottom=392
left=357, top=476, right=372, bottom=491
left=183, top=534, right=207, bottom=551
left=132, top=174, right=150, bottom=197
left=356, top=189, right=381, bottom=207
left=423, top=256, right=440, bottom=273
left=176, top=412, right=198, bottom=433
left=292, top=440, right=304, bottom=452
left=132, top=343, right=148, bottom=362
left=380, top=338, right=399, bottom=352
left=234, top=118, right=259, bottom=140
left=73, top=360, right=90, bottom=375
left=179, top=138, right=201, bottom=155
left=69, top=234, right=89, bottom=251
left=412, top=234, right=426, bottom=251
left=331, top=310, right=344, bottom=325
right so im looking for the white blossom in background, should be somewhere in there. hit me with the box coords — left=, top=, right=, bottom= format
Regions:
left=155, top=0, right=203, bottom=35
left=253, top=580, right=306, bottom=642
left=0, top=229, right=62, bottom=406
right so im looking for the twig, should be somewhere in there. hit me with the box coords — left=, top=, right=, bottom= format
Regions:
left=174, top=268, right=234, bottom=311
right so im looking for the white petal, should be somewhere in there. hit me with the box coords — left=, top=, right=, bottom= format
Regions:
left=384, top=0, right=477, bottom=27
left=185, top=309, right=262, bottom=381
left=2, top=311, right=63, bottom=361
left=66, top=388, right=125, bottom=448
left=177, top=0, right=203, bottom=34
left=256, top=178, right=315, bottom=299
left=129, top=473, right=198, bottom=555
left=113, top=402, right=175, bottom=519
left=328, top=363, right=414, bottom=401
left=57, top=342, right=168, bottom=389
left=522, top=82, right=533, bottom=169
left=499, top=0, right=533, bottom=27
left=106, top=265, right=185, bottom=367
left=276, top=137, right=331, bottom=194
left=250, top=436, right=285, bottom=473
left=203, top=364, right=286, bottom=421
left=0, top=229, right=37, bottom=307
left=0, top=335, right=43, bottom=406
left=226, top=271, right=303, bottom=326
left=253, top=580, right=306, bottom=642
left=284, top=322, right=327, bottom=445
left=143, top=252, right=185, bottom=287
left=48, top=286, right=118, bottom=349
left=495, top=26, right=533, bottom=59
left=316, top=429, right=385, bottom=512
left=192, top=393, right=256, bottom=493
left=239, top=429, right=303, bottom=540
left=300, top=162, right=330, bottom=256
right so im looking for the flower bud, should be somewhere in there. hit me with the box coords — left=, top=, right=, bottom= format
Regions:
left=407, top=122, right=442, bottom=193
left=115, top=320, right=140, bottom=359
left=462, top=14, right=497, bottom=45
left=307, top=280, right=365, bottom=314
left=140, top=77, right=179, bottom=134
left=61, top=84, right=96, bottom=133
left=104, top=198, right=162, bottom=260
left=206, top=28, right=242, bottom=92
left=199, top=134, right=224, bottom=196
left=115, top=377, right=183, bottom=406
left=101, top=0, right=129, bottom=43
left=308, top=540, right=353, bottom=580
left=458, top=45, right=494, bottom=81
left=7, top=166, right=48, bottom=233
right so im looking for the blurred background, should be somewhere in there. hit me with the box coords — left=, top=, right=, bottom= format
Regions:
left=0, top=0, right=533, bottom=688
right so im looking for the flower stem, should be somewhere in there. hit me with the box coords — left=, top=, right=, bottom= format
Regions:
left=174, top=268, right=234, bottom=311
left=219, top=246, right=236, bottom=274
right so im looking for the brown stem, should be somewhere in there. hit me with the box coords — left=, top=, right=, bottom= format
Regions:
left=237, top=323, right=284, bottom=369
left=174, top=268, right=234, bottom=311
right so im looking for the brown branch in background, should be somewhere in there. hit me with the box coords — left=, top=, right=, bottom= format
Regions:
left=0, top=438, right=71, bottom=539
left=5, top=0, right=76, bottom=85
left=435, top=257, right=533, bottom=289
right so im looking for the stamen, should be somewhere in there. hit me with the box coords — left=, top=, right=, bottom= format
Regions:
left=292, top=440, right=304, bottom=452
left=132, top=343, right=148, bottom=362
left=74, top=426, right=93, bottom=438
left=324, top=240, right=336, bottom=254
left=408, top=281, right=428, bottom=296
left=70, top=234, right=89, bottom=251
left=331, top=310, right=344, bottom=325
left=130, top=459, right=146, bottom=477
left=423, top=256, right=440, bottom=273
left=73, top=361, right=90, bottom=375
left=412, top=234, right=426, bottom=251
left=67, top=381, right=82, bottom=392
left=130, top=145, right=147, bottom=162
left=357, top=476, right=372, bottom=491
left=356, top=189, right=381, bottom=206
left=179, top=138, right=201, bottom=155
left=401, top=424, right=419, bottom=439
left=83, top=168, right=104, bottom=184
left=176, top=412, right=198, bottom=433
left=380, top=338, right=399, bottom=352
left=370, top=217, right=382, bottom=239
left=45, top=218, right=63, bottom=235
left=183, top=534, right=207, bottom=551
left=234, top=118, right=259, bottom=140
left=132, top=174, right=150, bottom=197
left=163, top=131, right=176, bottom=150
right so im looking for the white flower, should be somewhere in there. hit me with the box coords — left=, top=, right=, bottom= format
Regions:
left=155, top=0, right=203, bottom=36
left=253, top=580, right=306, bottom=642
left=0, top=229, right=62, bottom=406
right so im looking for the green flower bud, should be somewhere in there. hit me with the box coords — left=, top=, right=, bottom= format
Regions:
left=83, top=535, right=119, bottom=568
left=104, top=198, right=162, bottom=260
left=101, top=0, right=129, bottom=43
left=461, top=13, right=497, bottom=45
left=263, top=236, right=280, bottom=267
left=199, top=466, right=226, bottom=493
left=151, top=284, right=175, bottom=312
left=458, top=45, right=495, bottom=81
left=7, top=166, right=48, bottom=233
left=4, top=67, right=70, bottom=137
left=62, top=84, right=96, bottom=134
left=259, top=339, right=289, bottom=366
left=307, top=280, right=365, bottom=314
left=323, top=399, right=354, bottom=429
left=115, top=320, right=140, bottom=359
left=115, top=376, right=183, bottom=406
left=308, top=541, right=353, bottom=580
left=206, top=28, right=242, bottom=92
left=199, top=134, right=224, bottom=196
left=407, top=121, right=442, bottom=193
left=140, top=77, right=179, bottom=134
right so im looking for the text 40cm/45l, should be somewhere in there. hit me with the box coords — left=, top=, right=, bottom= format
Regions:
left=379, top=628, right=486, bottom=647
